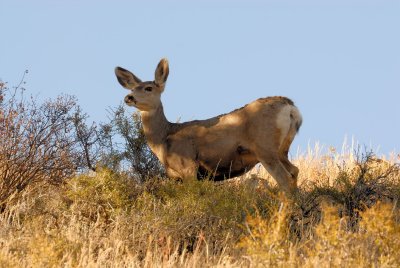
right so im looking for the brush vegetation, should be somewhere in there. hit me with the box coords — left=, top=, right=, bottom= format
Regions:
left=1, top=78, right=400, bottom=267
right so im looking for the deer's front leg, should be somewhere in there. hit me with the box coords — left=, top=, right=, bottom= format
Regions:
left=165, top=154, right=198, bottom=181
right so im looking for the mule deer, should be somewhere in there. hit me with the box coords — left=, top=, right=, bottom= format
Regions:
left=115, top=59, right=302, bottom=193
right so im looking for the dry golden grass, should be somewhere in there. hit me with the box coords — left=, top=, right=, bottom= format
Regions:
left=0, top=143, right=399, bottom=267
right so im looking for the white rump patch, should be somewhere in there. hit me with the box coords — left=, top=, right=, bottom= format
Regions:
left=276, top=105, right=292, bottom=146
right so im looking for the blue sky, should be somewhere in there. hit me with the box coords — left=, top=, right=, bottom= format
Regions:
left=1, top=0, right=399, bottom=155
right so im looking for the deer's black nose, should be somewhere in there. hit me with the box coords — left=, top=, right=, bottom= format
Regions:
left=125, top=95, right=135, bottom=103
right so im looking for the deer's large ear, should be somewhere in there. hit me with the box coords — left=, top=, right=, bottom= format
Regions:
left=115, top=67, right=142, bottom=89
left=154, top=58, right=169, bottom=89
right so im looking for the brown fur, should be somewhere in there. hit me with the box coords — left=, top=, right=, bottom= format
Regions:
left=115, top=59, right=302, bottom=194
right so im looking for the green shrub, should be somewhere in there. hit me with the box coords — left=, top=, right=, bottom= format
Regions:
left=65, top=169, right=138, bottom=221
left=130, top=178, right=278, bottom=254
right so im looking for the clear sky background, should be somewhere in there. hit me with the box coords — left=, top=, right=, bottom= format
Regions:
left=1, top=0, right=399, bottom=156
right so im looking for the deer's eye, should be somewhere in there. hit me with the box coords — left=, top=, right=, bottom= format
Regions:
left=144, top=86, right=152, bottom=92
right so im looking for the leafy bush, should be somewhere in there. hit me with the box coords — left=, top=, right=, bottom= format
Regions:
left=98, top=106, right=164, bottom=182
left=132, top=178, right=276, bottom=253
left=65, top=169, right=138, bottom=221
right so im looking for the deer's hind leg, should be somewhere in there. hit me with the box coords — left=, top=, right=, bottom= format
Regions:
left=280, top=156, right=299, bottom=187
left=257, top=153, right=297, bottom=194
left=278, top=127, right=299, bottom=185
left=279, top=137, right=299, bottom=183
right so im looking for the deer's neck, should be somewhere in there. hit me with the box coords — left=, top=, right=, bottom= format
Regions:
left=140, top=104, right=170, bottom=159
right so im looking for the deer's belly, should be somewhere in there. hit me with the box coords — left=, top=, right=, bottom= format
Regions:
left=197, top=145, right=258, bottom=181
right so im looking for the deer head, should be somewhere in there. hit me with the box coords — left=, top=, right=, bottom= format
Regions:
left=115, top=58, right=169, bottom=112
